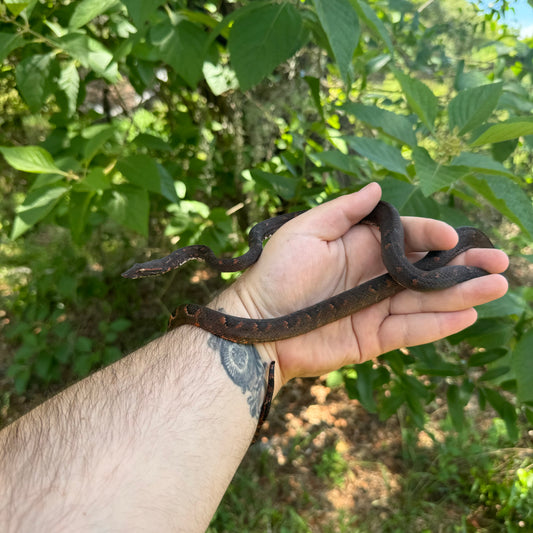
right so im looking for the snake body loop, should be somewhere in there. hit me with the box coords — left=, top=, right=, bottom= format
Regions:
left=122, top=201, right=494, bottom=344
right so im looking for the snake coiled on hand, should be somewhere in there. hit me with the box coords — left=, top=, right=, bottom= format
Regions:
left=122, top=201, right=494, bottom=344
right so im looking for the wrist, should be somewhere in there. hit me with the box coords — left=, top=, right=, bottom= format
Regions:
left=208, top=282, right=283, bottom=398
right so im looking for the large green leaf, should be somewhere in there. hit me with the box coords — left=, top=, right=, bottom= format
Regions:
left=14, top=53, right=55, bottom=113
left=68, top=191, right=94, bottom=243
left=449, top=319, right=515, bottom=350
left=81, top=124, right=117, bottom=162
left=470, top=117, right=533, bottom=146
left=69, top=0, right=119, bottom=29
left=448, top=82, right=503, bottom=136
left=150, top=20, right=207, bottom=88
left=345, top=136, right=408, bottom=175
left=4, top=0, right=35, bottom=17
left=106, top=185, right=149, bottom=237
left=229, top=2, right=306, bottom=91
left=313, top=0, right=359, bottom=86
left=412, top=147, right=468, bottom=196
left=57, top=61, right=80, bottom=117
left=465, top=174, right=533, bottom=239
left=0, top=32, right=24, bottom=62
left=354, top=362, right=378, bottom=413
left=121, top=0, right=166, bottom=29
left=476, top=292, right=529, bottom=320
left=343, top=102, right=417, bottom=146
left=74, top=167, right=111, bottom=192
left=449, top=152, right=514, bottom=178
left=513, top=329, right=533, bottom=405
left=117, top=154, right=179, bottom=203
left=395, top=70, right=438, bottom=132
left=0, top=146, right=67, bottom=175
left=482, top=387, right=518, bottom=441
left=350, top=0, right=393, bottom=52
left=446, top=384, right=466, bottom=432
left=56, top=33, right=119, bottom=82
left=249, top=170, right=299, bottom=200
left=310, top=151, right=362, bottom=176
left=11, top=186, right=69, bottom=239
left=304, top=76, right=324, bottom=119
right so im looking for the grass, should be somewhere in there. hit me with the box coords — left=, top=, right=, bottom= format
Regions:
left=208, top=381, right=532, bottom=533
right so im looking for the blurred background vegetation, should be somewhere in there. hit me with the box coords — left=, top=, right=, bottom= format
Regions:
left=0, top=0, right=532, bottom=530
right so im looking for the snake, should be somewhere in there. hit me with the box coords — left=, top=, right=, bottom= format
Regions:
left=122, top=201, right=494, bottom=344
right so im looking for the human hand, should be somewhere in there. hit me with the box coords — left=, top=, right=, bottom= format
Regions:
left=231, top=183, right=509, bottom=386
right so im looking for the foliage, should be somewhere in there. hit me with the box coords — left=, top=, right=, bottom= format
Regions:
left=209, top=413, right=532, bottom=531
left=0, top=0, right=532, bottom=449
left=402, top=418, right=533, bottom=531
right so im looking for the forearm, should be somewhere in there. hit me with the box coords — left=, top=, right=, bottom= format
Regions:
left=0, top=294, right=273, bottom=532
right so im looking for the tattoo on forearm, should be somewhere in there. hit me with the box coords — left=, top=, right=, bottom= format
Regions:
left=207, top=335, right=266, bottom=419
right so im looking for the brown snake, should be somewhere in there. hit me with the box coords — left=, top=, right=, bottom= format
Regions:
left=122, top=201, right=494, bottom=344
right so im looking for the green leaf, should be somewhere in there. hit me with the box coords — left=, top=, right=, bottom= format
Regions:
left=68, top=191, right=93, bottom=243
left=412, top=147, right=468, bottom=196
left=394, top=70, right=438, bottom=132
left=69, top=0, right=119, bottom=29
left=415, top=363, right=464, bottom=377
left=464, top=174, right=533, bottom=239
left=512, top=329, right=533, bottom=404
left=11, top=186, right=69, bottom=239
left=345, top=136, right=408, bottom=175
left=304, top=76, right=324, bottom=119
left=229, top=3, right=306, bottom=91
left=75, top=336, right=93, bottom=353
left=448, top=318, right=515, bottom=350
left=380, top=176, right=416, bottom=208
left=482, top=388, right=518, bottom=441
left=249, top=170, right=299, bottom=200
left=11, top=365, right=31, bottom=394
left=73, top=353, right=98, bottom=377
left=109, top=318, right=132, bottom=333
left=343, top=102, right=417, bottom=146
left=379, top=386, right=406, bottom=420
left=354, top=362, right=378, bottom=413
left=4, top=0, right=34, bottom=17
left=313, top=0, right=359, bottom=86
left=0, top=146, right=67, bottom=175
left=448, top=82, right=503, bottom=136
left=57, top=61, right=80, bottom=117
left=30, top=173, right=65, bottom=190
left=0, top=32, right=24, bottom=62
left=449, top=152, right=514, bottom=178
left=74, top=168, right=111, bottom=192
left=447, top=384, right=465, bottom=432
left=350, top=0, right=393, bottom=51
left=470, top=117, right=533, bottom=146
left=478, top=366, right=510, bottom=382
left=151, top=20, right=207, bottom=88
left=116, top=154, right=179, bottom=203
left=467, top=348, right=508, bottom=367
left=81, top=124, right=117, bottom=162
left=122, top=0, right=166, bottom=28
left=310, top=151, right=361, bottom=176
left=15, top=53, right=55, bottom=113
left=476, top=292, right=528, bottom=320
left=133, top=134, right=172, bottom=152
left=404, top=388, right=426, bottom=428
left=56, top=33, right=119, bottom=82
left=106, top=185, right=149, bottom=236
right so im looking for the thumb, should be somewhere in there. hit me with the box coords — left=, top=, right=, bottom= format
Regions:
left=295, top=182, right=382, bottom=241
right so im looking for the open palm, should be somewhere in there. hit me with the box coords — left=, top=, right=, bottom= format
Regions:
left=234, top=183, right=509, bottom=385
